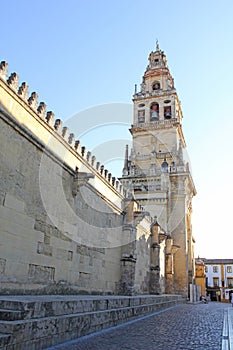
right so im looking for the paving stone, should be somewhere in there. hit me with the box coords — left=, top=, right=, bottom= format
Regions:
left=47, top=302, right=230, bottom=350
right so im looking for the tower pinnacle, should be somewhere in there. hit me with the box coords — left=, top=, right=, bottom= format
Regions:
left=122, top=144, right=129, bottom=176
left=156, top=39, right=160, bottom=51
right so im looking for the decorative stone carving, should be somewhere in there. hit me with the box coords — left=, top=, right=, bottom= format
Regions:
left=81, top=146, right=86, bottom=157
left=91, top=156, right=96, bottom=167
left=62, top=127, right=69, bottom=141
left=86, top=151, right=91, bottom=163
left=7, top=72, right=19, bottom=91
left=68, top=133, right=75, bottom=147
left=54, top=119, right=62, bottom=134
left=74, top=140, right=81, bottom=152
left=72, top=171, right=95, bottom=197
left=46, top=111, right=55, bottom=126
left=0, top=61, right=8, bottom=80
left=28, top=92, right=38, bottom=111
left=96, top=162, right=100, bottom=171
left=37, top=102, right=47, bottom=119
left=18, top=82, right=29, bottom=101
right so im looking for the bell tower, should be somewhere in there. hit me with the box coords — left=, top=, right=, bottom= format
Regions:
left=120, top=42, right=196, bottom=296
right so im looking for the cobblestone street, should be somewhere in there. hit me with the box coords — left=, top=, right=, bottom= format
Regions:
left=48, top=302, right=231, bottom=350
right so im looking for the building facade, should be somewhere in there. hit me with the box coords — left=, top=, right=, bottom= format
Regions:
left=120, top=43, right=196, bottom=296
left=0, top=44, right=196, bottom=297
left=204, top=259, right=233, bottom=302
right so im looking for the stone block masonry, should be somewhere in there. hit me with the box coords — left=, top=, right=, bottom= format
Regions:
left=0, top=294, right=183, bottom=349
left=0, top=46, right=196, bottom=298
left=0, top=61, right=158, bottom=296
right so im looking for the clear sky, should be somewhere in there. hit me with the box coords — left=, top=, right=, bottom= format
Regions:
left=2, top=0, right=233, bottom=258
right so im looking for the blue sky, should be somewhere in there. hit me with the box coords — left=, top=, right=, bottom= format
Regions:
left=2, top=0, right=233, bottom=258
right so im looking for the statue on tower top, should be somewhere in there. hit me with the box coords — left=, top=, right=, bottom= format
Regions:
left=156, top=39, right=160, bottom=51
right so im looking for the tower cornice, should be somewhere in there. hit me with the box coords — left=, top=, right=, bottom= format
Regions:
left=133, top=88, right=177, bottom=101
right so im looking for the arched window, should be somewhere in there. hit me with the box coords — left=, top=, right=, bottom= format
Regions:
left=138, top=109, right=145, bottom=123
left=150, top=103, right=159, bottom=120
left=161, top=159, right=168, bottom=173
left=164, top=106, right=172, bottom=119
left=152, top=81, right=160, bottom=90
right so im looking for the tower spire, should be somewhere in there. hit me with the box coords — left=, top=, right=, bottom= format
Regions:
left=122, top=144, right=129, bottom=176
left=156, top=39, right=160, bottom=51
left=178, top=139, right=184, bottom=165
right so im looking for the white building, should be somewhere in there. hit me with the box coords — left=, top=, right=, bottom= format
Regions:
left=204, top=259, right=233, bottom=302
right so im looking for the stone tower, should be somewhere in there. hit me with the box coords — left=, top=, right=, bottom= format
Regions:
left=120, top=42, right=196, bottom=296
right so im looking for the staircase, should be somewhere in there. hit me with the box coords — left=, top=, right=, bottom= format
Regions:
left=0, top=294, right=183, bottom=349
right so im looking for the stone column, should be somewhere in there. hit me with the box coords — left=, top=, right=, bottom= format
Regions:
left=169, top=174, right=188, bottom=296
left=165, top=235, right=174, bottom=294
left=119, top=252, right=137, bottom=295
left=118, top=198, right=137, bottom=295
left=150, top=219, right=161, bottom=294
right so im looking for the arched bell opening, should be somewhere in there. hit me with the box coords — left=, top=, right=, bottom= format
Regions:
left=150, top=102, right=159, bottom=121
left=152, top=81, right=160, bottom=90
left=164, top=106, right=172, bottom=119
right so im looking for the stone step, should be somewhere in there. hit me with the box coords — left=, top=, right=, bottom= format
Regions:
left=0, top=295, right=183, bottom=349
left=0, top=300, right=24, bottom=311
left=0, top=333, right=12, bottom=347
left=0, top=294, right=181, bottom=319
left=0, top=309, right=24, bottom=321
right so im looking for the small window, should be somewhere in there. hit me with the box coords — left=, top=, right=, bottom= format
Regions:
left=164, top=100, right=171, bottom=104
left=213, top=277, right=219, bottom=286
left=227, top=278, right=233, bottom=287
left=213, top=266, right=218, bottom=273
left=138, top=110, right=145, bottom=123
left=227, top=266, right=232, bottom=273
left=161, top=160, right=168, bottom=173
left=138, top=103, right=145, bottom=108
left=164, top=106, right=172, bottom=119
left=152, top=82, right=160, bottom=90
left=205, top=266, right=208, bottom=273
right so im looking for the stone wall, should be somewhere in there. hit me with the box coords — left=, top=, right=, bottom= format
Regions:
left=0, top=114, right=124, bottom=294
left=134, top=221, right=151, bottom=294
left=0, top=61, right=177, bottom=296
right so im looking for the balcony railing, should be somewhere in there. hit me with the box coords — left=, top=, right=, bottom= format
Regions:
left=132, top=118, right=178, bottom=129
left=133, top=88, right=176, bottom=99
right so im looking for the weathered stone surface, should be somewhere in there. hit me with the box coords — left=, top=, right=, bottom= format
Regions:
left=28, top=264, right=55, bottom=283
left=3, top=193, right=25, bottom=213
left=37, top=242, right=53, bottom=256
left=0, top=295, right=183, bottom=349
left=0, top=259, right=6, bottom=276
left=0, top=53, right=194, bottom=299
left=0, top=104, right=156, bottom=296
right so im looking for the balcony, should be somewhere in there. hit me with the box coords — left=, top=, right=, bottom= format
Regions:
left=132, top=118, right=179, bottom=130
left=133, top=88, right=176, bottom=99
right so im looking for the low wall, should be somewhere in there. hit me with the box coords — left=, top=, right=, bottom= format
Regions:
left=0, top=294, right=184, bottom=349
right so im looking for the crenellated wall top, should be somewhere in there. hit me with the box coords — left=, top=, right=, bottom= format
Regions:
left=0, top=61, right=130, bottom=204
